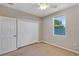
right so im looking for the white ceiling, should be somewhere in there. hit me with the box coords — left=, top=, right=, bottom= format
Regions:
left=0, top=3, right=78, bottom=17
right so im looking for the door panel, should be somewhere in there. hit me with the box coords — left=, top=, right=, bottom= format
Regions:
left=0, top=16, right=16, bottom=54
left=0, top=18, right=2, bottom=53
left=18, top=20, right=39, bottom=47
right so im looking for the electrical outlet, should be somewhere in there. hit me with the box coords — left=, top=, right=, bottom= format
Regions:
left=73, top=43, right=76, bottom=46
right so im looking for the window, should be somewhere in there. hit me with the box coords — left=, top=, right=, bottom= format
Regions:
left=53, top=16, right=66, bottom=35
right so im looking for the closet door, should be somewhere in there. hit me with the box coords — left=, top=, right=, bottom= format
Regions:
left=0, top=16, right=17, bottom=54
left=0, top=18, right=2, bottom=53
left=18, top=20, right=39, bottom=47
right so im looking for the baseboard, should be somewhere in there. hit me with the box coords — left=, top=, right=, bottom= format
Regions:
left=43, top=41, right=79, bottom=54
left=0, top=48, right=17, bottom=56
left=0, top=41, right=40, bottom=55
left=1, top=41, right=79, bottom=55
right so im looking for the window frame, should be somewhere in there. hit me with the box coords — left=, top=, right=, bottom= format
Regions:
left=53, top=15, right=66, bottom=36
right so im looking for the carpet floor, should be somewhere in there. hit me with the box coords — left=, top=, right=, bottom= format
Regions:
left=1, top=42, right=79, bottom=56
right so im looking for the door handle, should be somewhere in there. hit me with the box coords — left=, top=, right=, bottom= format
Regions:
left=13, top=35, right=16, bottom=37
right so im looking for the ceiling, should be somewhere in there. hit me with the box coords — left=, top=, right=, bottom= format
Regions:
left=0, top=3, right=78, bottom=18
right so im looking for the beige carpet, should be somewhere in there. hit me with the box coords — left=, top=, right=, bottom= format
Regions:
left=1, top=42, right=79, bottom=56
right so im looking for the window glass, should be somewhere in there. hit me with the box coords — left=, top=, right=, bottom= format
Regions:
left=54, top=16, right=66, bottom=35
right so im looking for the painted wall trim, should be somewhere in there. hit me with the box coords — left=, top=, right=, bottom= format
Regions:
left=43, top=40, right=79, bottom=54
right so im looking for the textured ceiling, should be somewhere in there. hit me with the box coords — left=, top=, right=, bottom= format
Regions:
left=0, top=3, right=77, bottom=17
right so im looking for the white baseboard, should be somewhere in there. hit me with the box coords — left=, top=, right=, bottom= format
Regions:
left=43, top=41, right=79, bottom=54
left=1, top=41, right=79, bottom=55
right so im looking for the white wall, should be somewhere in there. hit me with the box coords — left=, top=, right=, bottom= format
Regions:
left=43, top=5, right=79, bottom=52
left=0, top=5, right=40, bottom=20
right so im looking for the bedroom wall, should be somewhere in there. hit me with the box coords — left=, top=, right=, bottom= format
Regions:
left=43, top=4, right=79, bottom=52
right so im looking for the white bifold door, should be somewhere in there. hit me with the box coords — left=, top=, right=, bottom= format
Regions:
left=0, top=16, right=16, bottom=54
left=17, top=20, right=39, bottom=47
